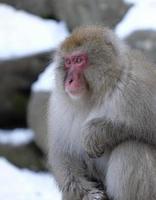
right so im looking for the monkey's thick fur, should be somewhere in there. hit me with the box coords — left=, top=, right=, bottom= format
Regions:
left=48, top=26, right=156, bottom=200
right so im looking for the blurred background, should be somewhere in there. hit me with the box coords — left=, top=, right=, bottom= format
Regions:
left=0, top=0, right=156, bottom=199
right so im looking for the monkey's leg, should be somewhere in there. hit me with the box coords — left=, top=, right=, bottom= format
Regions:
left=51, top=153, right=107, bottom=200
left=106, top=141, right=156, bottom=200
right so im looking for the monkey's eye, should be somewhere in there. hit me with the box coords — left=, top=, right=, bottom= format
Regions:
left=65, top=58, right=71, bottom=67
left=76, top=56, right=82, bottom=64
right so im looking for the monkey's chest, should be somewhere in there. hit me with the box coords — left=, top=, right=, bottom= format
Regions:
left=69, top=120, right=85, bottom=154
left=57, top=112, right=85, bottom=155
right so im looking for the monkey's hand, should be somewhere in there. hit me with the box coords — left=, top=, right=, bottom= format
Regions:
left=83, top=189, right=109, bottom=200
left=82, top=118, right=112, bottom=158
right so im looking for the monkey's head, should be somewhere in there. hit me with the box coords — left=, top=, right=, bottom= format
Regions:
left=55, top=26, right=123, bottom=101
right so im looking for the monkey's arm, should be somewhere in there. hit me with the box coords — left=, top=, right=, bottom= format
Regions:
left=82, top=117, right=134, bottom=158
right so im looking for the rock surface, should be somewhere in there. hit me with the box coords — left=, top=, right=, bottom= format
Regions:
left=52, top=0, right=131, bottom=30
left=27, top=91, right=50, bottom=153
left=0, top=0, right=55, bottom=18
left=0, top=142, right=47, bottom=171
left=126, top=30, right=156, bottom=64
left=0, top=0, right=130, bottom=30
left=0, top=50, right=53, bottom=128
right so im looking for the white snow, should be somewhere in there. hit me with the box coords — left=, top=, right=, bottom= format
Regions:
left=0, top=129, right=34, bottom=146
left=124, top=0, right=155, bottom=4
left=0, top=3, right=69, bottom=60
left=32, top=62, right=57, bottom=92
left=0, top=129, right=62, bottom=199
left=0, top=157, right=62, bottom=200
left=116, top=0, right=156, bottom=38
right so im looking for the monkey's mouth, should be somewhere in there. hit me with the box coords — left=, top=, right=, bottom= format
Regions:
left=65, top=85, right=85, bottom=97
left=65, top=84, right=86, bottom=100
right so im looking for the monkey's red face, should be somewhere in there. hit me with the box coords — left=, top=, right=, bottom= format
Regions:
left=58, top=26, right=118, bottom=99
left=63, top=52, right=89, bottom=98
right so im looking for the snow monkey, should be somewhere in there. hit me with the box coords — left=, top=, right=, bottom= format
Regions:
left=48, top=25, right=156, bottom=200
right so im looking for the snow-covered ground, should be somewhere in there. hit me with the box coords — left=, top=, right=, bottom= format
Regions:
left=0, top=158, right=62, bottom=200
left=0, top=3, right=69, bottom=60
left=0, top=129, right=62, bottom=200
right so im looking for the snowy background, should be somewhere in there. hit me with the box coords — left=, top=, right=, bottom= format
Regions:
left=0, top=129, right=62, bottom=200
left=0, top=0, right=156, bottom=199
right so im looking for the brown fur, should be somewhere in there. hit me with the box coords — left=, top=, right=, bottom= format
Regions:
left=61, top=26, right=105, bottom=52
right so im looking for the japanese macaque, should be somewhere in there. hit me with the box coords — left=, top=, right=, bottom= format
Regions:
left=48, top=25, right=156, bottom=200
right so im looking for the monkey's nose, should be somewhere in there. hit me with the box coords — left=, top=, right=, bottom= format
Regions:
left=68, top=78, right=73, bottom=84
left=66, top=76, right=81, bottom=90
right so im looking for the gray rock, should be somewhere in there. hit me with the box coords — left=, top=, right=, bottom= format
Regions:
left=0, top=50, right=53, bottom=128
left=27, top=91, right=50, bottom=153
left=0, top=0, right=55, bottom=18
left=0, top=0, right=130, bottom=30
left=126, top=30, right=156, bottom=64
left=0, top=141, right=47, bottom=171
left=52, top=0, right=131, bottom=30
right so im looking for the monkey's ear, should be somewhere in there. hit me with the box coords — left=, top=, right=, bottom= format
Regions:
left=104, top=29, right=120, bottom=56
